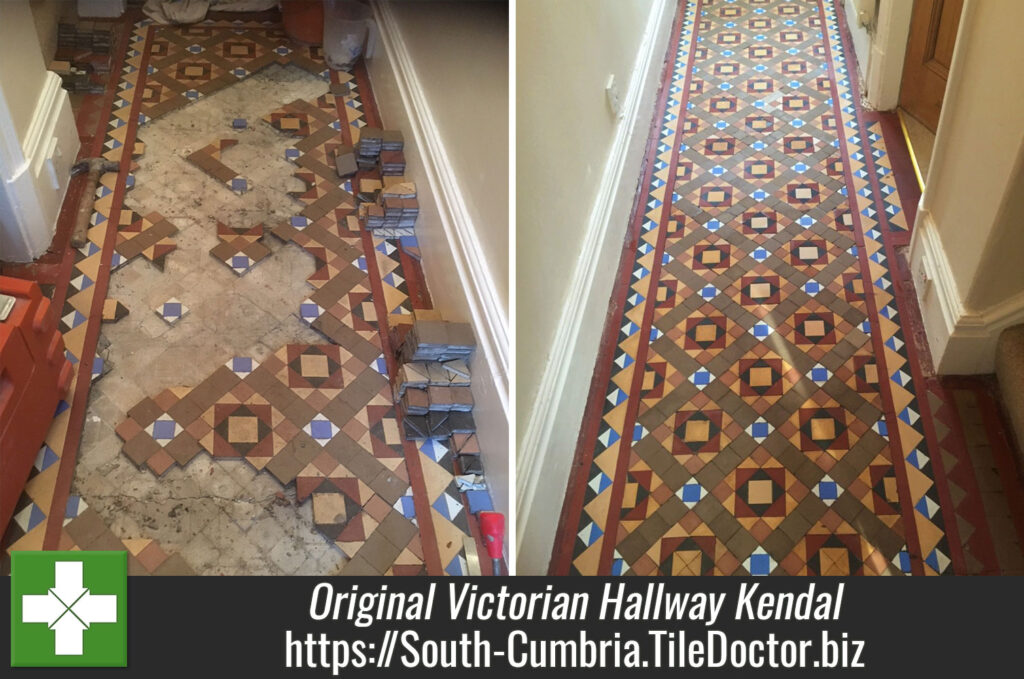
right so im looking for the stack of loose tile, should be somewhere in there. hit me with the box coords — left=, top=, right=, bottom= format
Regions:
left=402, top=410, right=476, bottom=440
left=451, top=433, right=482, bottom=474
left=400, top=320, right=475, bottom=363
left=356, top=127, right=383, bottom=170
left=395, top=361, right=430, bottom=397
left=382, top=182, right=416, bottom=200
left=394, top=323, right=477, bottom=440
left=399, top=386, right=430, bottom=416
left=397, top=385, right=473, bottom=419
left=57, top=23, right=112, bottom=54
left=381, top=129, right=404, bottom=152
left=361, top=183, right=419, bottom=237
left=379, top=150, right=406, bottom=176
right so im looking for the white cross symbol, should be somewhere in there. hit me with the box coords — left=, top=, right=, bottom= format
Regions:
left=21, top=561, right=118, bottom=655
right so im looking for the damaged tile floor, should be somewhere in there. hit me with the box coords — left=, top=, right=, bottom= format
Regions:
left=553, top=0, right=1024, bottom=576
left=2, top=14, right=491, bottom=576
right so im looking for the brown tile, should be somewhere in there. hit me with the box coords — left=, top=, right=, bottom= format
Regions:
left=265, top=449, right=304, bottom=485
left=341, top=554, right=381, bottom=576
left=136, top=541, right=170, bottom=572
left=65, top=509, right=109, bottom=548
left=357, top=534, right=402, bottom=573
left=152, top=553, right=195, bottom=575
left=376, top=509, right=418, bottom=550
left=367, top=468, right=408, bottom=506
left=127, top=397, right=162, bottom=426
left=123, top=433, right=160, bottom=466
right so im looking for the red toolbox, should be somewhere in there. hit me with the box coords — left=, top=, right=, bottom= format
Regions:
left=0, top=277, right=73, bottom=534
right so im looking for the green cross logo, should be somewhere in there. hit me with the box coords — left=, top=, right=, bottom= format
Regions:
left=10, top=551, right=127, bottom=667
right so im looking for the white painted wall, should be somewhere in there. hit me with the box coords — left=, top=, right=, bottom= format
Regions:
left=516, top=0, right=675, bottom=574
left=366, top=1, right=510, bottom=530
left=0, top=0, right=79, bottom=263
left=909, top=0, right=1024, bottom=374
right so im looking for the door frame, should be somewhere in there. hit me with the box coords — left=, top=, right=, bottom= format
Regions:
left=857, top=0, right=915, bottom=111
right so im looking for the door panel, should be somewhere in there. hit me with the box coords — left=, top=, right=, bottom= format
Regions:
left=899, top=0, right=964, bottom=131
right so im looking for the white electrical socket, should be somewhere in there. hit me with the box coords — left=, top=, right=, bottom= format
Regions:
left=606, top=74, right=623, bottom=119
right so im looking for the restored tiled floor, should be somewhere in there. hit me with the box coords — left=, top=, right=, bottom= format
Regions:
left=2, top=11, right=492, bottom=576
left=553, top=0, right=1024, bottom=576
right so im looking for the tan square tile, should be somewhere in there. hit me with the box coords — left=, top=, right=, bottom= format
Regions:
left=300, top=354, right=330, bottom=378
left=684, top=419, right=710, bottom=442
left=228, top=415, right=259, bottom=443
left=810, top=417, right=835, bottom=440
left=749, top=282, right=771, bottom=299
left=695, top=324, right=718, bottom=342
left=313, top=493, right=350, bottom=525
left=749, top=366, right=773, bottom=387
left=804, top=319, right=826, bottom=337
left=746, top=479, right=774, bottom=505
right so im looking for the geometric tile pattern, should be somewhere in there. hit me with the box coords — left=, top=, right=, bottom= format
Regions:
left=114, top=343, right=422, bottom=569
left=140, top=22, right=329, bottom=121
left=154, top=297, right=188, bottom=325
left=186, top=138, right=249, bottom=194
left=209, top=221, right=271, bottom=276
left=555, top=0, right=965, bottom=576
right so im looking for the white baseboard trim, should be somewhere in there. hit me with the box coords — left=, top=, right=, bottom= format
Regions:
left=911, top=209, right=1024, bottom=373
left=371, top=0, right=509, bottom=413
left=23, top=73, right=66, bottom=182
left=515, top=0, right=674, bottom=574
left=0, top=72, right=77, bottom=262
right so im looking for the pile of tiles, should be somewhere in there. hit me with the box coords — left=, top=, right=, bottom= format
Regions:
left=58, top=23, right=112, bottom=54
left=400, top=320, right=475, bottom=363
left=394, top=321, right=477, bottom=441
left=355, top=127, right=406, bottom=175
left=362, top=183, right=419, bottom=237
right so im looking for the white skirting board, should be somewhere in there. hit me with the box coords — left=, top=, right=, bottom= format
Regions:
left=910, top=209, right=1024, bottom=374
left=367, top=2, right=511, bottom=529
left=515, top=0, right=675, bottom=574
left=0, top=72, right=78, bottom=262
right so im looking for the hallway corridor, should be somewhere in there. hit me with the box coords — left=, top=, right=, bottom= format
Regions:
left=2, top=8, right=499, bottom=577
left=552, top=0, right=1024, bottom=576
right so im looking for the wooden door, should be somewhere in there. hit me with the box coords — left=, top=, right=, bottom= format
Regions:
left=899, top=0, right=964, bottom=131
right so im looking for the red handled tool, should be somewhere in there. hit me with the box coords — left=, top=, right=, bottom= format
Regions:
left=478, top=511, right=505, bottom=575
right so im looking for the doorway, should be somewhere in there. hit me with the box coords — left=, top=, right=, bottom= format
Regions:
left=897, top=0, right=964, bottom=185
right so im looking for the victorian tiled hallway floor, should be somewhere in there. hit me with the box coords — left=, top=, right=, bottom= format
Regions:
left=552, top=0, right=1024, bottom=576
left=1, top=10, right=493, bottom=576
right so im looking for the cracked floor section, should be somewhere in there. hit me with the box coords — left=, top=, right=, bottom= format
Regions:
left=78, top=65, right=344, bottom=575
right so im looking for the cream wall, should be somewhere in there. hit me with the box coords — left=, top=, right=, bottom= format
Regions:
left=909, top=0, right=1024, bottom=373
left=516, top=0, right=676, bottom=573
left=517, top=1, right=652, bottom=428
left=29, top=0, right=71, bottom=64
left=381, top=0, right=508, bottom=308
left=1, top=2, right=51, bottom=141
left=366, top=1, right=510, bottom=530
left=0, top=0, right=79, bottom=263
